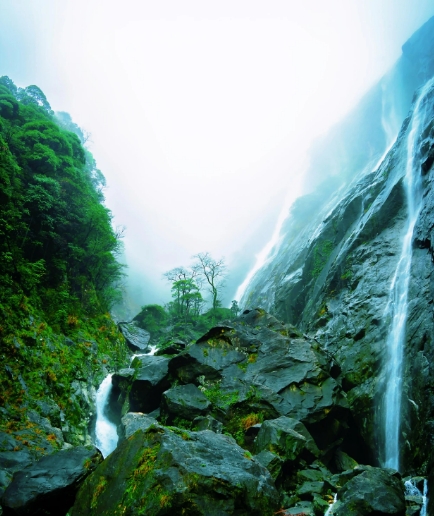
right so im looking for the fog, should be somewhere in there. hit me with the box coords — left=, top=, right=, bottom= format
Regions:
left=1, top=0, right=434, bottom=314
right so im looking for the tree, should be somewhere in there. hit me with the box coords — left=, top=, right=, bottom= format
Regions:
left=164, top=266, right=204, bottom=322
left=230, top=300, right=240, bottom=319
left=193, top=252, right=226, bottom=312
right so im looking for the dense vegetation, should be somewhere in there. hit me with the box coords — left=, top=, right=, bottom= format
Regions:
left=0, top=76, right=128, bottom=450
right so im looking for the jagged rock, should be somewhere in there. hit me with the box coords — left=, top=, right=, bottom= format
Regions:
left=71, top=426, right=280, bottom=515
left=119, top=322, right=151, bottom=352
left=333, top=449, right=358, bottom=471
left=34, top=399, right=62, bottom=428
left=234, top=19, right=434, bottom=474
left=334, top=466, right=405, bottom=515
left=1, top=445, right=102, bottom=515
left=254, top=416, right=319, bottom=460
left=169, top=338, right=246, bottom=383
left=161, top=383, right=211, bottom=422
left=0, top=470, right=12, bottom=498
left=254, top=450, right=284, bottom=480
left=154, top=340, right=186, bottom=356
left=114, top=355, right=171, bottom=414
left=118, top=413, right=158, bottom=441
left=284, top=501, right=315, bottom=515
left=192, top=415, right=223, bottom=433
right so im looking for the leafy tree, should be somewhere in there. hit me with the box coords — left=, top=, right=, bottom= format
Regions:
left=170, top=278, right=203, bottom=321
left=230, top=300, right=241, bottom=318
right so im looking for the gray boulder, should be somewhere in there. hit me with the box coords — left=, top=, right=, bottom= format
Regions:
left=1, top=445, right=102, bottom=515
left=113, top=355, right=171, bottom=414
left=118, top=412, right=159, bottom=441
left=119, top=322, right=151, bottom=352
left=71, top=426, right=280, bottom=515
left=161, top=383, right=211, bottom=422
left=192, top=415, right=223, bottom=433
left=254, top=416, right=319, bottom=460
left=334, top=466, right=405, bottom=515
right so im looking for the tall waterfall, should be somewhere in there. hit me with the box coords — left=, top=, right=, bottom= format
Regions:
left=382, top=78, right=434, bottom=470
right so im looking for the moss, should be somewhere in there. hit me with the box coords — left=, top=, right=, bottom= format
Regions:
left=311, top=240, right=334, bottom=279
left=0, top=301, right=129, bottom=449
left=91, top=476, right=108, bottom=509
left=202, top=381, right=239, bottom=409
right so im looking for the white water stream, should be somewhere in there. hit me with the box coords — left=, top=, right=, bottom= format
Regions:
left=95, top=373, right=118, bottom=458
left=405, top=478, right=428, bottom=516
left=382, top=78, right=434, bottom=470
left=94, top=344, right=158, bottom=458
left=324, top=493, right=337, bottom=515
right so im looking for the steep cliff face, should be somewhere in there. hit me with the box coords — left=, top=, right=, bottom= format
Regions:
left=241, top=16, right=434, bottom=314
left=240, top=15, right=434, bottom=486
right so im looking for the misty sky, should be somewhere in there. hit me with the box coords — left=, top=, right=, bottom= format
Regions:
left=1, top=0, right=434, bottom=313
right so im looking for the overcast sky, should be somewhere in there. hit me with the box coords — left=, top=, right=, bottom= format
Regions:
left=1, top=0, right=434, bottom=311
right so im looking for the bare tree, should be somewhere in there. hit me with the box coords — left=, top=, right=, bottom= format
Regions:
left=192, top=252, right=226, bottom=311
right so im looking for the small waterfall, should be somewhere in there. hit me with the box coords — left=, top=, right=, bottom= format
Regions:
left=95, top=373, right=118, bottom=458
left=94, top=344, right=157, bottom=458
left=421, top=479, right=428, bottom=516
left=324, top=493, right=337, bottom=515
left=404, top=478, right=428, bottom=516
left=130, top=344, right=157, bottom=364
left=382, top=78, right=434, bottom=470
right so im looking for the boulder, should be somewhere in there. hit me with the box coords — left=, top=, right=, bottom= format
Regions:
left=334, top=466, right=405, bottom=515
left=1, top=445, right=102, bottom=515
left=254, top=450, right=284, bottom=480
left=115, top=355, right=171, bottom=413
left=192, top=415, right=223, bottom=433
left=169, top=338, right=246, bottom=384
left=161, top=383, right=211, bottom=422
left=118, top=322, right=151, bottom=352
left=118, top=413, right=159, bottom=441
left=254, top=416, right=319, bottom=460
left=333, top=449, right=358, bottom=472
left=154, top=340, right=186, bottom=356
left=71, top=426, right=280, bottom=515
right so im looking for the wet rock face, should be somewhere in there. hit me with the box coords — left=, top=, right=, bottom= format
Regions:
left=118, top=322, right=151, bottom=352
left=161, top=383, right=211, bottom=423
left=113, top=355, right=171, bottom=414
left=118, top=413, right=158, bottom=442
left=241, top=85, right=434, bottom=472
left=71, top=426, right=280, bottom=516
left=254, top=416, right=319, bottom=461
left=1, top=445, right=102, bottom=515
left=334, top=467, right=405, bottom=516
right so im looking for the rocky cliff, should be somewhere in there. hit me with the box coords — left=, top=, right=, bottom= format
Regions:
left=239, top=15, right=434, bottom=516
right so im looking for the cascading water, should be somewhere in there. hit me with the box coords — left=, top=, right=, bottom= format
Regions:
left=95, top=373, right=118, bottom=458
left=382, top=77, right=434, bottom=470
left=404, top=478, right=428, bottom=516
left=94, top=344, right=157, bottom=458
left=324, top=493, right=337, bottom=515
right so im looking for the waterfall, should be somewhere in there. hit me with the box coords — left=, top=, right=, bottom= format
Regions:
left=404, top=478, right=428, bottom=516
left=324, top=493, right=337, bottom=515
left=130, top=344, right=157, bottom=364
left=421, top=479, right=428, bottom=516
left=382, top=78, right=434, bottom=470
left=94, top=345, right=157, bottom=458
left=95, top=373, right=118, bottom=458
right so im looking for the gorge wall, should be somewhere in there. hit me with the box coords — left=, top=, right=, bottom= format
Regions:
left=240, top=13, right=434, bottom=511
